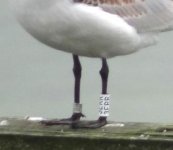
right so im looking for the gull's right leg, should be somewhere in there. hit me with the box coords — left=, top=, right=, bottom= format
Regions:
left=41, top=54, right=84, bottom=126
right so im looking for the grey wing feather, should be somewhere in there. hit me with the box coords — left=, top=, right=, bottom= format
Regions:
left=97, top=0, right=173, bottom=33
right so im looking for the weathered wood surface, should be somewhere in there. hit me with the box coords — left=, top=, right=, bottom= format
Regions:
left=0, top=117, right=173, bottom=150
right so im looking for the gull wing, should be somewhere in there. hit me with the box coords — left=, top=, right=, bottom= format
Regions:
left=74, top=0, right=173, bottom=33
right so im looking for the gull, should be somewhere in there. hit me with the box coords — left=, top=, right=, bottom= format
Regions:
left=10, top=0, right=173, bottom=128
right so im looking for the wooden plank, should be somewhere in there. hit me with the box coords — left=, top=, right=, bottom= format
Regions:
left=0, top=117, right=173, bottom=150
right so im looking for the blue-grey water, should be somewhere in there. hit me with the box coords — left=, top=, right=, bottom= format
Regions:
left=0, top=1, right=173, bottom=123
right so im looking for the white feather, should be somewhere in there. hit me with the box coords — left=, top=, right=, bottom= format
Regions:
left=9, top=0, right=172, bottom=58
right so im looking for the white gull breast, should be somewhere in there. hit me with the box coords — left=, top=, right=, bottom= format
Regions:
left=10, top=0, right=173, bottom=58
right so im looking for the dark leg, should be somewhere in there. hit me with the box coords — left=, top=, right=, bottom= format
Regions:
left=41, top=55, right=84, bottom=126
left=73, top=55, right=81, bottom=104
left=71, top=55, right=84, bottom=120
left=41, top=57, right=109, bottom=128
left=72, top=58, right=109, bottom=128
left=98, top=58, right=109, bottom=123
left=100, top=58, right=109, bottom=95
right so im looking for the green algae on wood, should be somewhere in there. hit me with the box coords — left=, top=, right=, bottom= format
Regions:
left=0, top=117, right=173, bottom=150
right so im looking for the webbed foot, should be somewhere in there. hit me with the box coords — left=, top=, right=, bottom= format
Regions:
left=41, top=113, right=85, bottom=126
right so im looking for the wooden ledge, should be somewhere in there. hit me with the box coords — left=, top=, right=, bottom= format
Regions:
left=0, top=117, right=173, bottom=150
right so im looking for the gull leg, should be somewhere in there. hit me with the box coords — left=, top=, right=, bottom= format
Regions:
left=41, top=57, right=108, bottom=128
left=71, top=55, right=84, bottom=120
left=100, top=58, right=109, bottom=95
left=71, top=58, right=109, bottom=128
left=41, top=55, right=84, bottom=126
left=98, top=58, right=109, bottom=124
